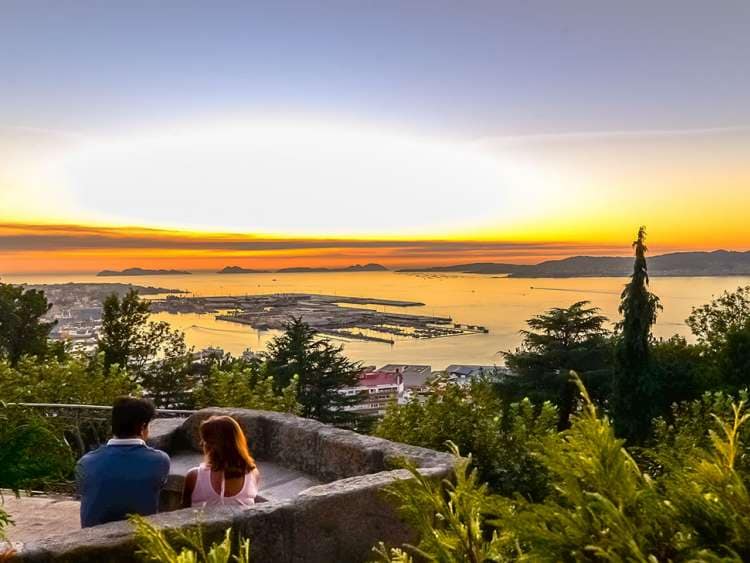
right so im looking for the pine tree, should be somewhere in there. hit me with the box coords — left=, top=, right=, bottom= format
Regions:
left=263, top=317, right=361, bottom=423
left=0, top=283, right=56, bottom=366
left=501, top=301, right=612, bottom=429
left=613, top=226, right=662, bottom=439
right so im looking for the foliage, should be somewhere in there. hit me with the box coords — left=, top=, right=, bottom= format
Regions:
left=684, top=285, right=750, bottom=396
left=503, top=378, right=678, bottom=561
left=98, top=289, right=152, bottom=371
left=0, top=354, right=136, bottom=405
left=375, top=379, right=557, bottom=500
left=131, top=514, right=250, bottom=563
left=139, top=329, right=195, bottom=408
left=0, top=505, right=12, bottom=541
left=501, top=301, right=612, bottom=428
left=0, top=404, right=75, bottom=490
left=372, top=445, right=506, bottom=563
left=192, top=363, right=301, bottom=414
left=0, top=283, right=56, bottom=366
left=263, top=317, right=361, bottom=422
left=712, top=322, right=750, bottom=393
left=613, top=226, right=663, bottom=440
left=646, top=389, right=750, bottom=477
left=648, top=335, right=713, bottom=417
left=687, top=285, right=750, bottom=353
left=376, top=376, right=750, bottom=561
left=98, top=289, right=195, bottom=407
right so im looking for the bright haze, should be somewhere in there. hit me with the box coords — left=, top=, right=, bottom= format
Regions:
left=2, top=1, right=749, bottom=273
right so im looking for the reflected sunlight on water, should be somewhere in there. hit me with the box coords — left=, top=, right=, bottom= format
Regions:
left=6, top=272, right=750, bottom=367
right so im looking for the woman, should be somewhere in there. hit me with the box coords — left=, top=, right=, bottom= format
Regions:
left=182, top=415, right=260, bottom=508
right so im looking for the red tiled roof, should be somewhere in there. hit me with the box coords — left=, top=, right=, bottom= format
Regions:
left=357, top=371, right=400, bottom=387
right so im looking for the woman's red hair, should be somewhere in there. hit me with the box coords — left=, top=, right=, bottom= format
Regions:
left=199, top=415, right=256, bottom=477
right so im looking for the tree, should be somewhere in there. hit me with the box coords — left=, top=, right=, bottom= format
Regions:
left=686, top=286, right=750, bottom=393
left=263, top=318, right=361, bottom=423
left=98, top=289, right=152, bottom=372
left=687, top=285, right=750, bottom=353
left=0, top=283, right=56, bottom=366
left=612, top=226, right=662, bottom=440
left=501, top=301, right=612, bottom=428
left=97, top=289, right=194, bottom=406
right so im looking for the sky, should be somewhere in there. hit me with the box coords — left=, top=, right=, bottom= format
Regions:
left=1, top=1, right=749, bottom=273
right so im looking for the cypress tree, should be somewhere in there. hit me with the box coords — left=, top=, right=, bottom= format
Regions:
left=613, top=226, right=662, bottom=439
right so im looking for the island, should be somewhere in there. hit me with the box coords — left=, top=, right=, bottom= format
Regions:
left=399, top=250, right=750, bottom=278
left=276, top=263, right=388, bottom=273
left=97, top=268, right=192, bottom=277
left=217, top=266, right=271, bottom=274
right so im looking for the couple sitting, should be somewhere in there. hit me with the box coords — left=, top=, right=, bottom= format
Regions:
left=76, top=397, right=260, bottom=528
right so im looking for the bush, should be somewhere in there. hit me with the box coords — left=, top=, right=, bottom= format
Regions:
left=375, top=376, right=750, bottom=561
left=0, top=404, right=75, bottom=490
left=372, top=444, right=505, bottom=563
left=0, top=354, right=136, bottom=405
left=131, top=514, right=250, bottom=563
left=375, top=379, right=557, bottom=500
left=192, top=364, right=300, bottom=414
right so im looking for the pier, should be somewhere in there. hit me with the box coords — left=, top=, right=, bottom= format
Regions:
left=150, top=292, right=487, bottom=343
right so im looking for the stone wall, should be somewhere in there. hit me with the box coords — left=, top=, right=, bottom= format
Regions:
left=12, top=408, right=457, bottom=563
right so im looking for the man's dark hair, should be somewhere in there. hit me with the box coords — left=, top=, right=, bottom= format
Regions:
left=111, top=397, right=156, bottom=438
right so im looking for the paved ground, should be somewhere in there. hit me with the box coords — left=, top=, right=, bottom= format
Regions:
left=2, top=452, right=321, bottom=550
left=169, top=451, right=322, bottom=502
left=1, top=492, right=80, bottom=550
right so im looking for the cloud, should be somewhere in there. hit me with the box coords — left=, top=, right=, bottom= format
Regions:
left=480, top=125, right=750, bottom=146
left=0, top=222, right=619, bottom=265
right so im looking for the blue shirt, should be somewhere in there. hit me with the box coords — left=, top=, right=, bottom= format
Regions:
left=76, top=439, right=171, bottom=527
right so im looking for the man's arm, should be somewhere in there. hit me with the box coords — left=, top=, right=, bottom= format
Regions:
left=74, top=458, right=86, bottom=498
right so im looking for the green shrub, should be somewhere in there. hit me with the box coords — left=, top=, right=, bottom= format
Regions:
left=375, top=375, right=750, bottom=561
left=0, top=404, right=74, bottom=490
left=131, top=514, right=250, bottom=563
left=0, top=505, right=12, bottom=541
left=192, top=364, right=300, bottom=414
left=375, top=379, right=557, bottom=500
left=372, top=444, right=506, bottom=563
left=0, top=354, right=136, bottom=405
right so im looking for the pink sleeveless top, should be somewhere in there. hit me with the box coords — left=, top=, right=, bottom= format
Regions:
left=190, top=463, right=259, bottom=507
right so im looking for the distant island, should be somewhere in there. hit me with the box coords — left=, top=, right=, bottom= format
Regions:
left=400, top=250, right=750, bottom=278
left=217, top=266, right=271, bottom=274
left=97, top=268, right=192, bottom=277
left=276, top=263, right=389, bottom=273
left=216, top=263, right=389, bottom=274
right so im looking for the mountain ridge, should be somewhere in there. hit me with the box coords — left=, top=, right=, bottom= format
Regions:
left=399, top=250, right=750, bottom=278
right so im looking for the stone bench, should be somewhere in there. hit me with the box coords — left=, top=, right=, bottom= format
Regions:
left=9, top=407, right=457, bottom=563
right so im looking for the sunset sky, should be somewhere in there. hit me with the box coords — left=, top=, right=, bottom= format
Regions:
left=2, top=1, right=749, bottom=273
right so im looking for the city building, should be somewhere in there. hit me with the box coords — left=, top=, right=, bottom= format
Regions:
left=340, top=368, right=403, bottom=417
left=444, top=364, right=507, bottom=386
left=379, top=364, right=432, bottom=402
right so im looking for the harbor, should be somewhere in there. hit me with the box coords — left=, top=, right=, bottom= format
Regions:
left=149, top=292, right=489, bottom=344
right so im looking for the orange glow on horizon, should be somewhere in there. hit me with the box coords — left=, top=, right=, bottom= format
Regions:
left=1, top=220, right=748, bottom=275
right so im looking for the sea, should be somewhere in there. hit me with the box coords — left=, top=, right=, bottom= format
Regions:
left=6, top=272, right=750, bottom=368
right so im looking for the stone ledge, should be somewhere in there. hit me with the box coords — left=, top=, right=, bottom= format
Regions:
left=10, top=407, right=457, bottom=563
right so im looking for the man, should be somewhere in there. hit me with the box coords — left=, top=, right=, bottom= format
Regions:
left=76, top=397, right=171, bottom=527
